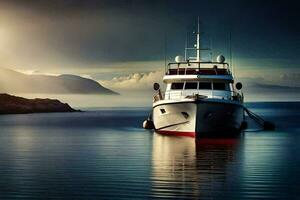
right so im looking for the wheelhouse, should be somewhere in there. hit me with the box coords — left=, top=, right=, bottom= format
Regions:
left=164, top=80, right=236, bottom=101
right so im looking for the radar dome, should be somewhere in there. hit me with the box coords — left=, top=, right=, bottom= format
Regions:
left=175, top=55, right=184, bottom=63
left=217, top=55, right=225, bottom=63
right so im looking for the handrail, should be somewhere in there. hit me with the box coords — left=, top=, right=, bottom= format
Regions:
left=161, top=90, right=243, bottom=102
left=165, top=61, right=231, bottom=76
left=153, top=92, right=165, bottom=103
left=167, top=61, right=230, bottom=66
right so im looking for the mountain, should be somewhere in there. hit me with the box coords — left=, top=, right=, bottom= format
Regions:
left=0, top=68, right=118, bottom=95
left=0, top=93, right=78, bottom=114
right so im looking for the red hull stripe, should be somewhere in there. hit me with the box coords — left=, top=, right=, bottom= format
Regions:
left=156, top=130, right=196, bottom=137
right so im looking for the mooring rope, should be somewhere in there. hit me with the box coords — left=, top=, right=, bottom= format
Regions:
left=243, top=107, right=275, bottom=131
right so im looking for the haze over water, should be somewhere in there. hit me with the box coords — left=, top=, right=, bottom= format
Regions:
left=0, top=102, right=299, bottom=199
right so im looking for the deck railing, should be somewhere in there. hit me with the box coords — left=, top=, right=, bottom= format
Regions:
left=153, top=92, right=164, bottom=103
left=153, top=90, right=243, bottom=103
left=166, top=62, right=231, bottom=76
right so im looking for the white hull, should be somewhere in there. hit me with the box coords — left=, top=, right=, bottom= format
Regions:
left=152, top=99, right=244, bottom=138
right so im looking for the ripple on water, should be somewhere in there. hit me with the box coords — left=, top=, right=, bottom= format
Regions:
left=0, top=105, right=299, bottom=199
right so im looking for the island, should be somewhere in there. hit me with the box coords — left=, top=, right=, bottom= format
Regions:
left=0, top=93, right=78, bottom=114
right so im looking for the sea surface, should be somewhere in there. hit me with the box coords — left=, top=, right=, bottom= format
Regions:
left=0, top=102, right=299, bottom=199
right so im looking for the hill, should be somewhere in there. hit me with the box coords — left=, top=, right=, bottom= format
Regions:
left=0, top=68, right=118, bottom=95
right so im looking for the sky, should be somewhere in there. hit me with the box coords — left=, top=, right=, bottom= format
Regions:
left=0, top=0, right=299, bottom=104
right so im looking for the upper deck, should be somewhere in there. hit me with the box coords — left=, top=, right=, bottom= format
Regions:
left=166, top=61, right=231, bottom=76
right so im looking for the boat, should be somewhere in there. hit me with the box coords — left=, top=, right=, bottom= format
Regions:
left=150, top=20, right=245, bottom=138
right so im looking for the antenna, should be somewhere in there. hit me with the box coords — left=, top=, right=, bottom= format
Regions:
left=229, top=31, right=234, bottom=76
left=196, top=16, right=200, bottom=62
left=185, top=17, right=210, bottom=62
left=164, top=33, right=167, bottom=73
left=184, top=32, right=188, bottom=61
left=209, top=34, right=213, bottom=61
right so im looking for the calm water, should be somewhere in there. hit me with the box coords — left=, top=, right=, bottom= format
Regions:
left=0, top=102, right=299, bottom=199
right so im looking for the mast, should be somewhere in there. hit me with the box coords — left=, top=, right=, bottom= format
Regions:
left=196, top=16, right=200, bottom=62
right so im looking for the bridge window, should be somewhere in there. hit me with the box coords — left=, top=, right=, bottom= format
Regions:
left=213, top=82, right=226, bottom=90
left=199, top=82, right=212, bottom=89
left=171, top=82, right=184, bottom=90
left=184, top=82, right=198, bottom=89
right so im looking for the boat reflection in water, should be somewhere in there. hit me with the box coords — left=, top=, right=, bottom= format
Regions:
left=151, top=133, right=241, bottom=199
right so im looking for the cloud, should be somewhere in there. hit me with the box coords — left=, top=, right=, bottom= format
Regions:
left=15, top=69, right=60, bottom=76
left=279, top=73, right=300, bottom=87
left=236, top=75, right=300, bottom=101
left=99, top=71, right=164, bottom=92
left=280, top=73, right=300, bottom=80
left=99, top=70, right=300, bottom=101
left=250, top=83, right=300, bottom=92
left=100, top=70, right=300, bottom=94
left=0, top=1, right=171, bottom=71
left=237, top=71, right=300, bottom=87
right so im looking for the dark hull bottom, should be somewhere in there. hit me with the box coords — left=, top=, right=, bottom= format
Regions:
left=196, top=129, right=242, bottom=139
left=156, top=129, right=242, bottom=138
